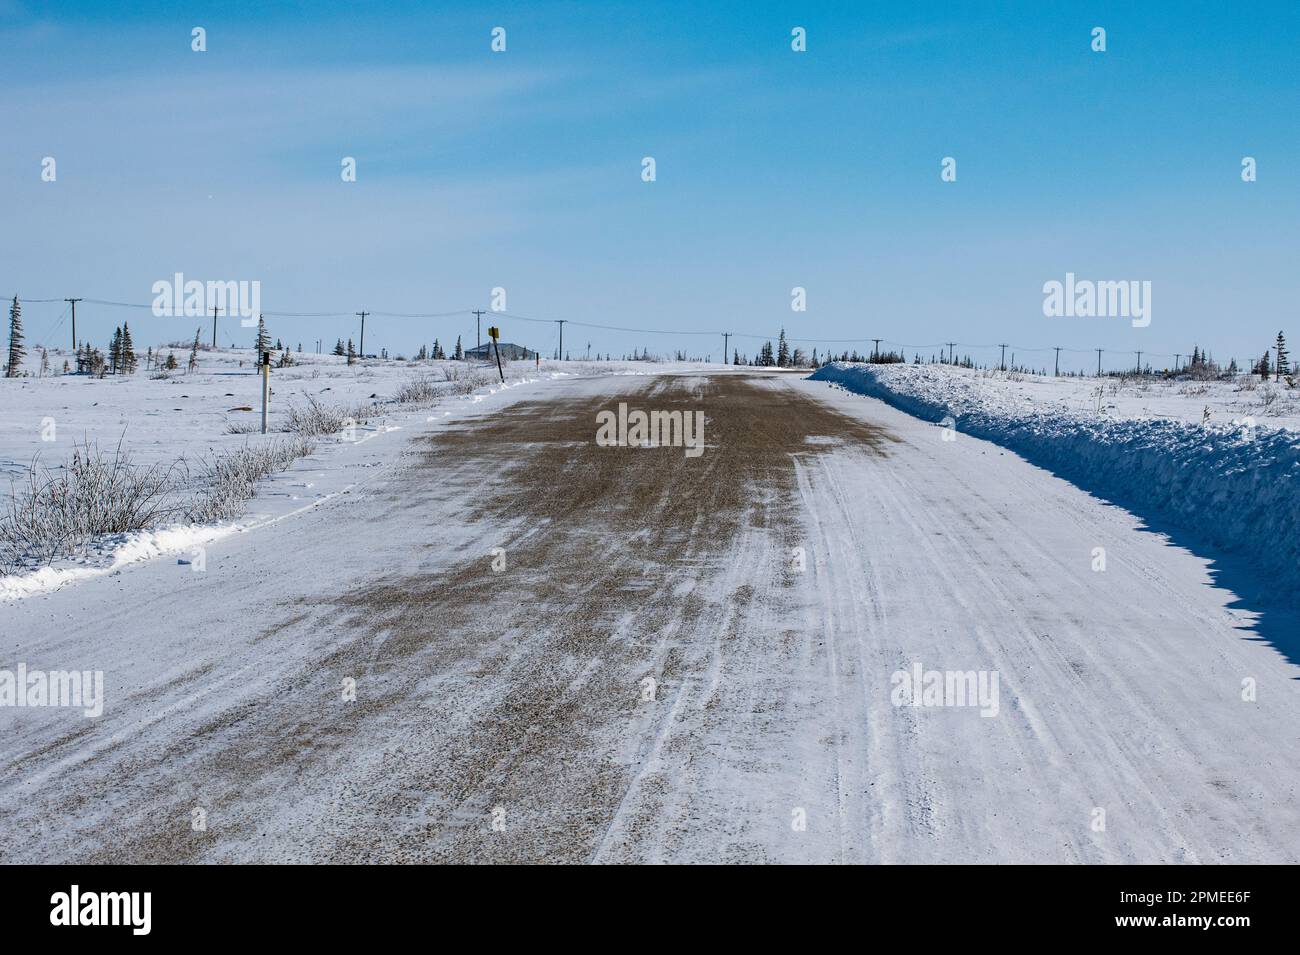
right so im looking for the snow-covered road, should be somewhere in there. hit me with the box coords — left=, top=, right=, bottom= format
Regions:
left=1, top=371, right=1296, bottom=863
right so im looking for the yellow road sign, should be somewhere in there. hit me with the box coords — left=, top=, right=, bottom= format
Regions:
left=488, top=326, right=500, bottom=340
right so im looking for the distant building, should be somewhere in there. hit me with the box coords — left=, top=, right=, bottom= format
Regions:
left=464, top=342, right=537, bottom=361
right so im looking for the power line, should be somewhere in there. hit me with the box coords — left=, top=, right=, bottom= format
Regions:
left=34, top=303, right=70, bottom=353
left=0, top=293, right=1224, bottom=366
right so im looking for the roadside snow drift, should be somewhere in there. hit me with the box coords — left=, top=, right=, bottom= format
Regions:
left=811, top=362, right=1300, bottom=601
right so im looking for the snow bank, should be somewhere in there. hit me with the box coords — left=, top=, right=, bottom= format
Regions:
left=812, top=362, right=1300, bottom=598
left=0, top=523, right=238, bottom=601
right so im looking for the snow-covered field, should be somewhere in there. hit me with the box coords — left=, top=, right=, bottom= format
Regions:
left=0, top=346, right=717, bottom=596
left=1, top=345, right=603, bottom=490
left=812, top=361, right=1300, bottom=607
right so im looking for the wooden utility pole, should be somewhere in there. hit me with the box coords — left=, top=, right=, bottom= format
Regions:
left=1175, top=353, right=1181, bottom=372
left=211, top=305, right=220, bottom=348
left=998, top=343, right=1008, bottom=372
left=723, top=332, right=731, bottom=365
left=356, top=311, right=368, bottom=358
left=1136, top=351, right=1142, bottom=375
left=556, top=319, right=566, bottom=360
left=1096, top=348, right=1103, bottom=377
left=64, top=298, right=81, bottom=350
left=945, top=342, right=956, bottom=364
left=1053, top=346, right=1061, bottom=377
left=872, top=338, right=882, bottom=361
left=472, top=309, right=486, bottom=353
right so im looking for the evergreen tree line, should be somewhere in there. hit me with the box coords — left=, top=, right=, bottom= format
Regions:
left=4, top=296, right=1292, bottom=385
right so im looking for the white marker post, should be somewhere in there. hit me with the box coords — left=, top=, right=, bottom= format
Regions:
left=260, top=350, right=271, bottom=434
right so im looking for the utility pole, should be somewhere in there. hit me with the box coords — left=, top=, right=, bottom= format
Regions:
left=871, top=338, right=882, bottom=361
left=211, top=305, right=220, bottom=348
left=1174, top=353, right=1181, bottom=372
left=945, top=342, right=956, bottom=364
left=556, top=319, right=566, bottom=360
left=1136, top=351, right=1142, bottom=375
left=1053, top=346, right=1061, bottom=377
left=723, top=332, right=731, bottom=365
left=998, top=343, right=1008, bottom=371
left=472, top=310, right=486, bottom=354
left=64, top=298, right=81, bottom=350
left=1096, top=348, right=1103, bottom=377
left=355, top=311, right=369, bottom=358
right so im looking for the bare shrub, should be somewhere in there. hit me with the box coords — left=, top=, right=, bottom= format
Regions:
left=285, top=395, right=378, bottom=436
left=225, top=421, right=259, bottom=434
left=394, top=374, right=440, bottom=404
left=1259, top=384, right=1281, bottom=414
left=440, top=365, right=498, bottom=395
left=0, top=442, right=180, bottom=571
left=0, top=436, right=320, bottom=575
left=185, top=438, right=315, bottom=524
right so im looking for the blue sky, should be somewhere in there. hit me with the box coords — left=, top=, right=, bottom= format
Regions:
left=3, top=1, right=1297, bottom=370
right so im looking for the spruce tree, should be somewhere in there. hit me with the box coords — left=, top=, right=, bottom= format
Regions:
left=346, top=338, right=356, bottom=365
left=6, top=296, right=25, bottom=377
left=121, top=322, right=137, bottom=374
left=255, top=316, right=271, bottom=356
left=188, top=328, right=201, bottom=372
left=333, top=338, right=345, bottom=356
left=1276, top=331, right=1289, bottom=380
left=777, top=329, right=791, bottom=368
left=454, top=336, right=463, bottom=360
left=109, top=327, right=123, bottom=374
